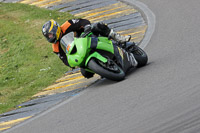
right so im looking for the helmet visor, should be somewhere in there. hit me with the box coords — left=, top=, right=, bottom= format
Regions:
left=48, top=33, right=54, bottom=39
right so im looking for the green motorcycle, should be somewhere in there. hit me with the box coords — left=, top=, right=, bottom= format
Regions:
left=60, top=32, right=148, bottom=81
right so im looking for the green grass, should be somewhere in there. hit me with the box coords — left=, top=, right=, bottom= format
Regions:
left=0, top=3, right=75, bottom=114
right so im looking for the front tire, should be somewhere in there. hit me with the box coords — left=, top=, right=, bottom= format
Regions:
left=88, top=58, right=125, bottom=81
left=80, top=68, right=94, bottom=79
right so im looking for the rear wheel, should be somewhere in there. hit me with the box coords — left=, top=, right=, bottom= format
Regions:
left=88, top=58, right=125, bottom=81
left=130, top=45, right=148, bottom=67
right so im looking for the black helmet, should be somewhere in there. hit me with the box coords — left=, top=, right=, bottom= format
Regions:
left=42, top=19, right=61, bottom=43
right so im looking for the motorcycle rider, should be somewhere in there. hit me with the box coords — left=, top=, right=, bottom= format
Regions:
left=42, top=19, right=132, bottom=78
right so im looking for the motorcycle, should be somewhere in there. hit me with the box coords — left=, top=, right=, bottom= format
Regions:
left=60, top=32, right=148, bottom=81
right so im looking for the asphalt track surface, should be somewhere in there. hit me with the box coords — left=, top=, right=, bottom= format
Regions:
left=1, top=0, right=148, bottom=131
left=4, top=0, right=200, bottom=133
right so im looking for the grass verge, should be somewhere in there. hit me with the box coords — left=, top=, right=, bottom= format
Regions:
left=0, top=2, right=75, bottom=114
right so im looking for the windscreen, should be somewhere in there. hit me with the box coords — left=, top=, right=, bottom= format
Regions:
left=60, top=32, right=74, bottom=53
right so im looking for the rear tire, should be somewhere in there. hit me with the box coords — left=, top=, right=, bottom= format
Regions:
left=88, top=58, right=125, bottom=81
left=131, top=45, right=148, bottom=67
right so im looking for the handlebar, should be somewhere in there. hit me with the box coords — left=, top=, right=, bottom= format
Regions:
left=80, top=31, right=92, bottom=38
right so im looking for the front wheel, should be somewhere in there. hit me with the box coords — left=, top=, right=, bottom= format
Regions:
left=88, top=58, right=125, bottom=81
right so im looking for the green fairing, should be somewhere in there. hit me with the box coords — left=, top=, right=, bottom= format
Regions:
left=85, top=52, right=107, bottom=66
left=66, top=36, right=114, bottom=68
left=67, top=38, right=89, bottom=67
left=96, top=37, right=114, bottom=54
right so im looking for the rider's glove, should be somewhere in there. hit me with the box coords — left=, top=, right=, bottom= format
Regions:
left=84, top=24, right=92, bottom=33
left=81, top=24, right=92, bottom=38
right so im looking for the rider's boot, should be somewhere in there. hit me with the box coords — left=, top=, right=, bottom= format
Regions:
left=108, top=29, right=131, bottom=44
